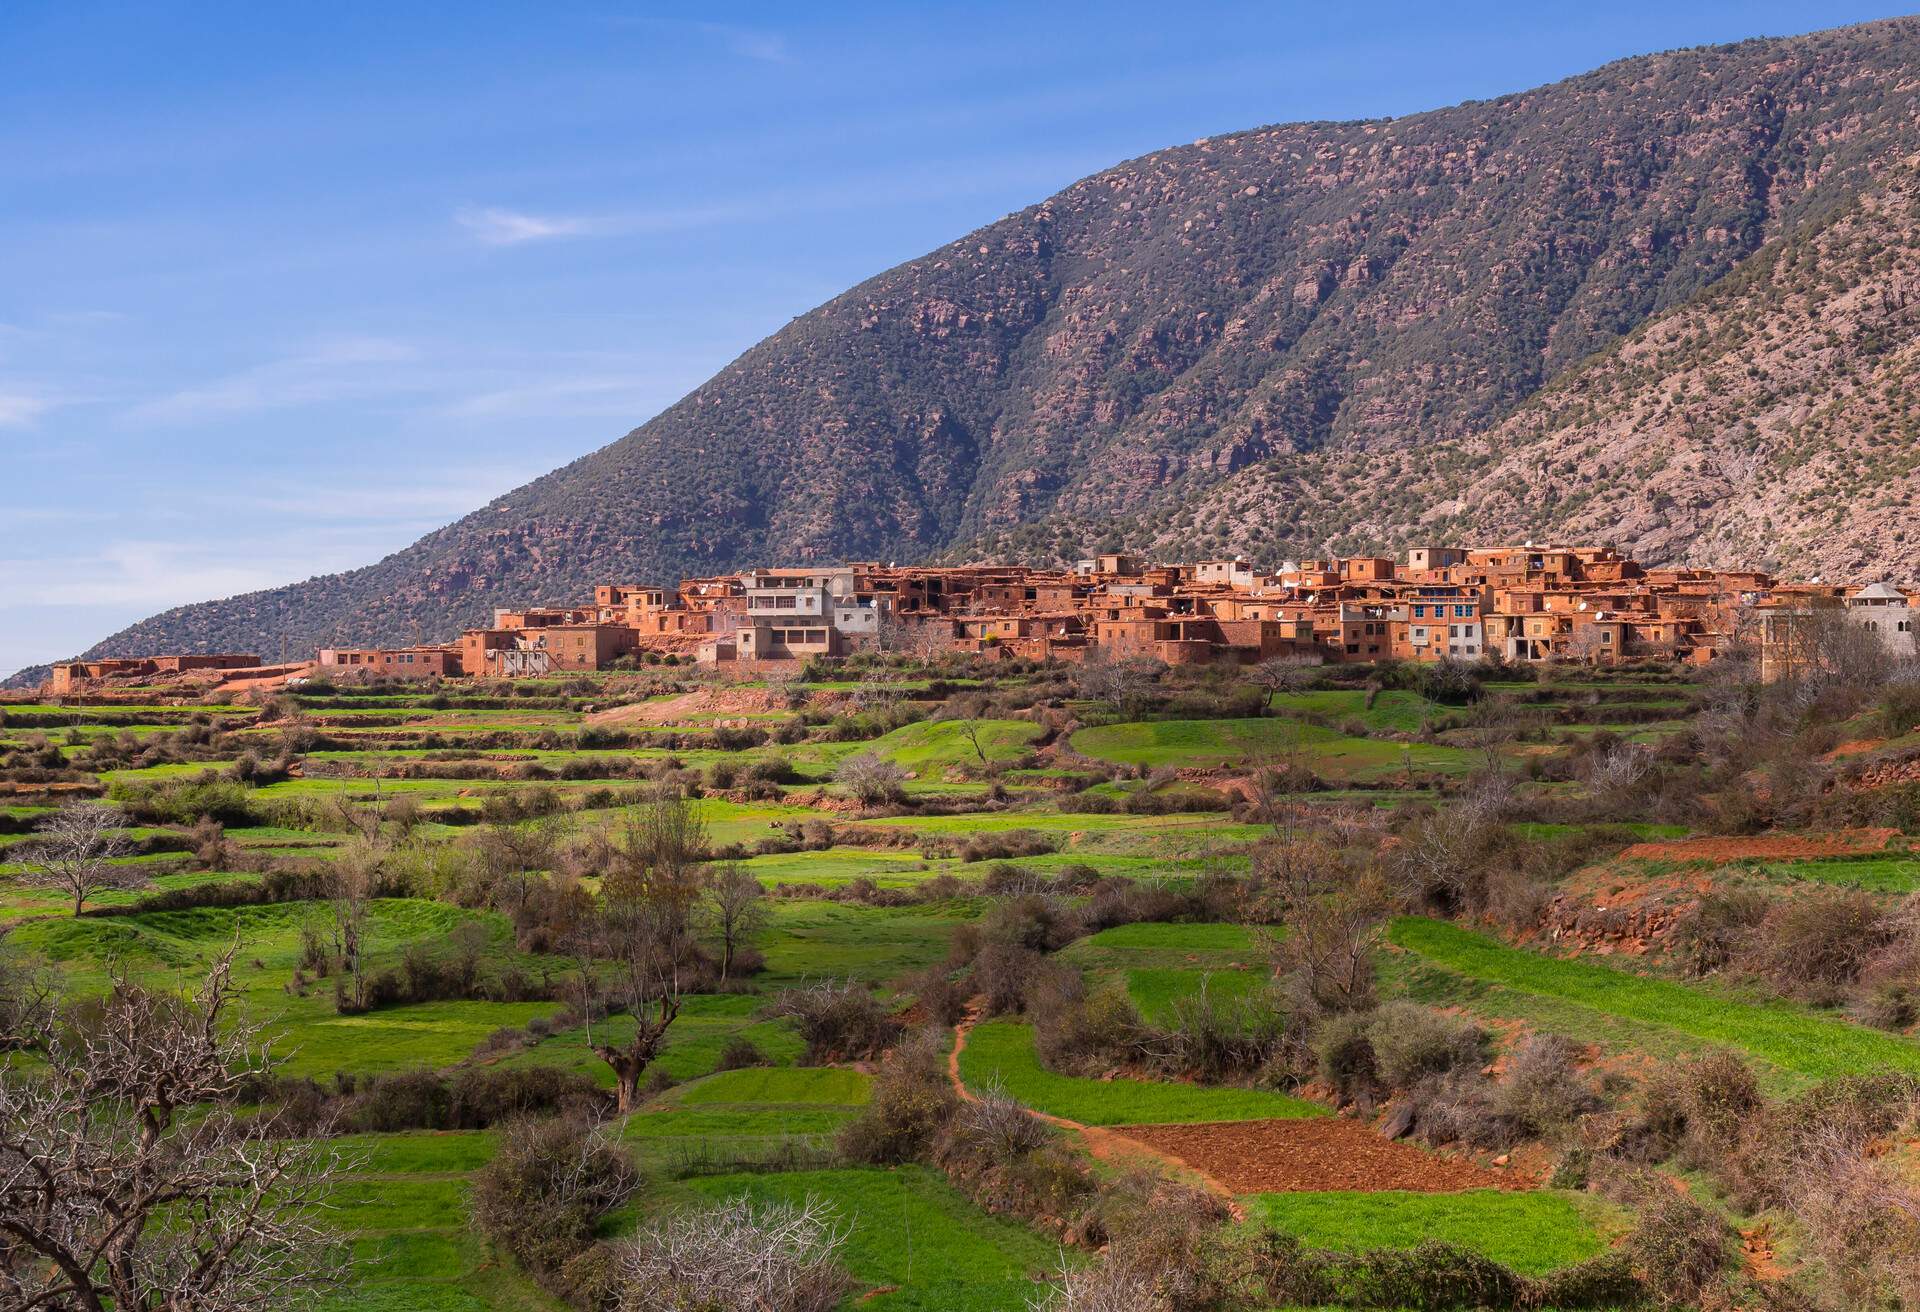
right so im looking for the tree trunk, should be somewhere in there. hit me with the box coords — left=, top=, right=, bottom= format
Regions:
left=599, top=1046, right=645, bottom=1114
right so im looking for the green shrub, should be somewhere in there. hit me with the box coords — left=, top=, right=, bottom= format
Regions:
left=1313, top=1010, right=1380, bottom=1102
left=470, top=1116, right=637, bottom=1276
left=838, top=1030, right=960, bottom=1165
left=1366, top=1001, right=1487, bottom=1090
left=762, top=979, right=902, bottom=1063
left=1341, top=1240, right=1524, bottom=1311
left=712, top=1036, right=769, bottom=1072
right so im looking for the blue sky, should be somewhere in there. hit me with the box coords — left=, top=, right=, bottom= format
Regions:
left=0, top=1, right=1906, bottom=678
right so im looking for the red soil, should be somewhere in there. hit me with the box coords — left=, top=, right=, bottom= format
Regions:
left=586, top=686, right=786, bottom=727
left=947, top=1008, right=1248, bottom=1218
left=1824, top=738, right=1887, bottom=760
left=946, top=1008, right=1526, bottom=1206
left=1113, top=1119, right=1529, bottom=1194
left=1621, top=828, right=1901, bottom=862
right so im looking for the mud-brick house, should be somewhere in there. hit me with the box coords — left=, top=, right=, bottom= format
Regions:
left=316, top=646, right=461, bottom=678
left=49, top=653, right=259, bottom=694
left=1395, top=588, right=1486, bottom=661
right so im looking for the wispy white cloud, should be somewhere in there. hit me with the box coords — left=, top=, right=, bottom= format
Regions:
left=693, top=22, right=791, bottom=64
left=0, top=540, right=311, bottom=610
left=454, top=206, right=597, bottom=246
left=452, top=199, right=759, bottom=247
left=0, top=535, right=402, bottom=676
left=129, top=335, right=421, bottom=424
left=444, top=373, right=665, bottom=419
left=601, top=16, right=792, bottom=64
left=0, top=389, right=56, bottom=427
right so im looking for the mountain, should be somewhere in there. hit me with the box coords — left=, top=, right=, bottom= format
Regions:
left=75, top=17, right=1920, bottom=669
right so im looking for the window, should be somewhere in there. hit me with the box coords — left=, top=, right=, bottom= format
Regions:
left=1601, top=631, right=1613, bottom=643
left=1345, top=643, right=1359, bottom=654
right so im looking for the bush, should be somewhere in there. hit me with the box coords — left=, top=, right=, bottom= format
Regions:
left=904, top=966, right=970, bottom=1026
left=1406, top=1069, right=1513, bottom=1151
left=471, top=1115, right=638, bottom=1276
left=1160, top=979, right=1287, bottom=1082
left=1088, top=1173, right=1234, bottom=1310
left=762, top=979, right=902, bottom=1063
left=981, top=893, right=1081, bottom=952
left=954, top=1083, right=1053, bottom=1162
left=1746, top=889, right=1894, bottom=998
left=1530, top=1251, right=1644, bottom=1310
left=837, top=1030, right=958, bottom=1165
left=1035, top=983, right=1147, bottom=1076
left=1622, top=1191, right=1732, bottom=1309
left=712, top=1036, right=769, bottom=1072
left=1670, top=888, right=1769, bottom=977
left=835, top=751, right=906, bottom=806
left=1879, top=681, right=1920, bottom=737
left=1034, top=1259, right=1172, bottom=1312
left=1490, top=1034, right=1601, bottom=1139
left=1343, top=1241, right=1524, bottom=1312
left=1366, top=1002, right=1486, bottom=1091
left=1313, top=1011, right=1380, bottom=1103
left=969, top=942, right=1078, bottom=1017
left=615, top=1193, right=851, bottom=1312
left=322, top=1065, right=606, bottom=1133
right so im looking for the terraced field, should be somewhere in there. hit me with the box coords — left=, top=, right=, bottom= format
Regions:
left=6, top=656, right=1918, bottom=1310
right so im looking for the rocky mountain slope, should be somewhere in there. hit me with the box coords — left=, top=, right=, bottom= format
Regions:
left=75, top=17, right=1920, bottom=668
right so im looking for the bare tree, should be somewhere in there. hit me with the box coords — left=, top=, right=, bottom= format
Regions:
left=701, top=864, right=769, bottom=983
left=616, top=1193, right=851, bottom=1312
left=1250, top=654, right=1321, bottom=707
left=938, top=691, right=994, bottom=763
left=326, top=779, right=385, bottom=844
left=898, top=618, right=951, bottom=666
left=326, top=864, right=371, bottom=1013
left=588, top=965, right=680, bottom=1116
left=581, top=786, right=709, bottom=1113
left=1585, top=741, right=1655, bottom=804
left=1264, top=845, right=1387, bottom=1018
left=834, top=752, right=907, bottom=807
left=0, top=951, right=53, bottom=1053
left=1077, top=657, right=1159, bottom=720
left=468, top=809, right=571, bottom=921
left=18, top=803, right=138, bottom=916
left=0, top=949, right=348, bottom=1311
left=610, top=785, right=708, bottom=903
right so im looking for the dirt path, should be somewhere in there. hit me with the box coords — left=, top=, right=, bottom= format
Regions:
left=947, top=1006, right=1248, bottom=1219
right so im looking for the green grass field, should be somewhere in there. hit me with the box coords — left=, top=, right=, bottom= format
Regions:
left=11, top=661, right=1861, bottom=1309
left=317, top=1131, right=562, bottom=1312
left=655, top=1167, right=1071, bottom=1312
left=959, top=1021, right=1323, bottom=1125
left=1069, top=718, right=1476, bottom=780
left=1390, top=917, right=1920, bottom=1082
left=1244, top=1190, right=1613, bottom=1275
